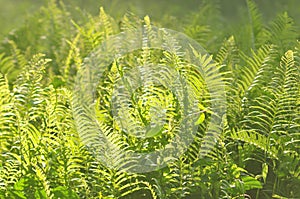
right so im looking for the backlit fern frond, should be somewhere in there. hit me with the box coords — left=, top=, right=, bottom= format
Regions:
left=74, top=7, right=117, bottom=56
left=235, top=50, right=300, bottom=163
left=216, top=36, right=240, bottom=74
left=239, top=44, right=275, bottom=94
left=0, top=73, right=15, bottom=152
left=13, top=54, right=51, bottom=121
left=224, top=44, right=277, bottom=131
left=99, top=7, right=115, bottom=38
left=164, top=157, right=194, bottom=199
left=230, top=129, right=279, bottom=159
left=189, top=48, right=226, bottom=157
left=63, top=34, right=82, bottom=84
left=0, top=154, right=22, bottom=197
left=0, top=53, right=15, bottom=82
left=0, top=74, right=19, bottom=196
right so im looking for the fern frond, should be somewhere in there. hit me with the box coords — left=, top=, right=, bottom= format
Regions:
left=0, top=73, right=15, bottom=152
left=164, top=157, right=193, bottom=198
left=246, top=0, right=263, bottom=49
left=13, top=54, right=51, bottom=121
left=216, top=36, right=240, bottom=73
left=120, top=12, right=142, bottom=31
left=64, top=34, right=82, bottom=84
left=99, top=7, right=115, bottom=38
left=0, top=41, right=28, bottom=81
left=231, top=130, right=278, bottom=159
left=0, top=155, right=21, bottom=196
left=0, top=53, right=15, bottom=82
left=260, top=12, right=298, bottom=51
left=237, top=50, right=299, bottom=161
left=239, top=44, right=275, bottom=94
left=189, top=47, right=226, bottom=157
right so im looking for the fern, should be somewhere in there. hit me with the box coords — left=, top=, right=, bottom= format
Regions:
left=0, top=73, right=14, bottom=152
left=259, top=12, right=298, bottom=52
left=0, top=2, right=299, bottom=198
left=246, top=0, right=263, bottom=49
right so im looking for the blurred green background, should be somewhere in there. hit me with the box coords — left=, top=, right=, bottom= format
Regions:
left=0, top=0, right=299, bottom=40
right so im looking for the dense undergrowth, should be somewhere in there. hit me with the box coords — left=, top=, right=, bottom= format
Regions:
left=0, top=0, right=299, bottom=198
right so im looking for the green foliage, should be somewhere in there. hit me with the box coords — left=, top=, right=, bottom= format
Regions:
left=0, top=0, right=299, bottom=198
